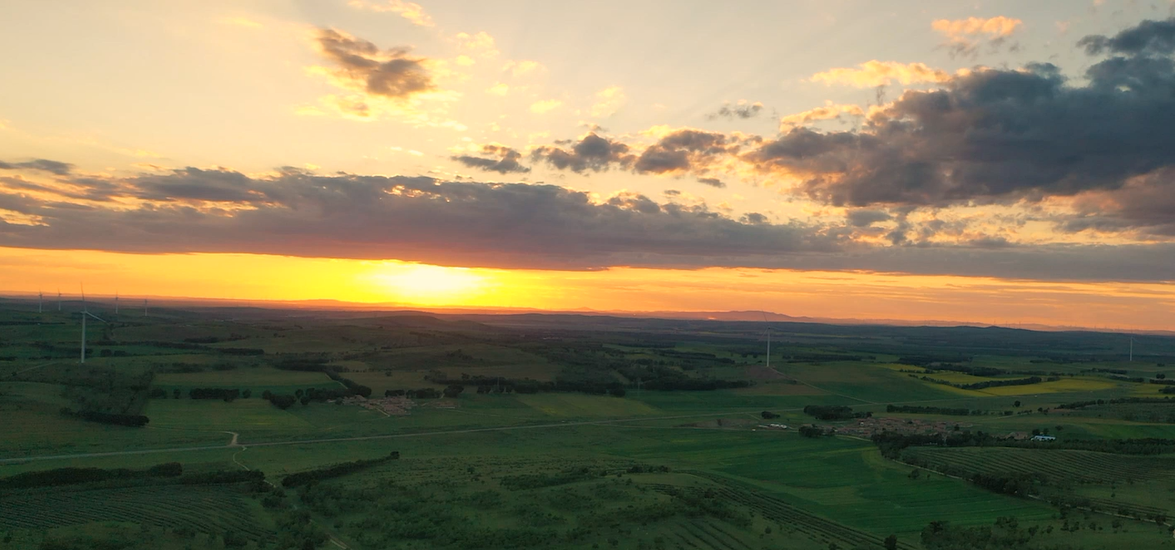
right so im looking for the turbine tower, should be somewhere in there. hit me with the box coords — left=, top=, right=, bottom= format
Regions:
left=115, top=291, right=119, bottom=314
left=57, top=288, right=62, bottom=311
left=1130, top=337, right=1134, bottom=363
left=143, top=298, right=148, bottom=317
left=78, top=285, right=106, bottom=364
left=38, top=289, right=43, bottom=314
left=761, top=312, right=772, bottom=371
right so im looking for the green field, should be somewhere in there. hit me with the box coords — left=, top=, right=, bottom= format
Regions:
left=2, top=302, right=1175, bottom=549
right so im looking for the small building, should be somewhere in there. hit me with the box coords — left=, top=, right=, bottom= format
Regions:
left=1031, top=435, right=1056, bottom=442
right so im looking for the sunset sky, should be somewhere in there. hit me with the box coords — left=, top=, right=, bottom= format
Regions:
left=1, top=0, right=1173, bottom=329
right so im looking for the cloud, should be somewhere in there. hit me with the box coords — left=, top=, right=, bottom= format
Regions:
left=454, top=31, right=498, bottom=58
left=810, top=60, right=954, bottom=88
left=314, top=28, right=434, bottom=100
left=452, top=145, right=531, bottom=174
left=590, top=86, right=626, bottom=118
left=0, top=159, right=74, bottom=176
left=779, top=102, right=865, bottom=130
left=697, top=177, right=726, bottom=188
left=744, top=37, right=1175, bottom=209
left=504, top=60, right=544, bottom=76
left=0, top=166, right=840, bottom=271
left=707, top=101, right=764, bottom=120
left=846, top=209, right=892, bottom=227
left=530, top=99, right=563, bottom=114
left=633, top=129, right=739, bottom=175
left=530, top=133, right=635, bottom=173
left=347, top=0, right=434, bottom=27
left=1079, top=17, right=1175, bottom=56
left=1061, top=168, right=1175, bottom=236
left=932, top=16, right=1023, bottom=57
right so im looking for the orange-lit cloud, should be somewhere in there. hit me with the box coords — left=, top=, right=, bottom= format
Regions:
left=530, top=99, right=563, bottom=114
left=932, top=16, right=1023, bottom=56
left=810, top=60, right=954, bottom=88
left=590, top=86, right=626, bottom=118
left=779, top=102, right=864, bottom=129
left=347, top=0, right=434, bottom=27
left=933, top=16, right=1023, bottom=40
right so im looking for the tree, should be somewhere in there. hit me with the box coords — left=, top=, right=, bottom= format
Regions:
left=1159, top=373, right=1167, bottom=380
left=295, top=389, right=304, bottom=398
left=884, top=535, right=897, bottom=550
left=242, top=389, right=252, bottom=399
left=300, top=396, right=310, bottom=406
left=173, top=389, right=181, bottom=399
left=1013, top=400, right=1021, bottom=407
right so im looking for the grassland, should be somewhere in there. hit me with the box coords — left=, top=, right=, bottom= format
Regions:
left=2, top=301, right=1175, bottom=549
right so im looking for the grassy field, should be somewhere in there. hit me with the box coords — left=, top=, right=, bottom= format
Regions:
left=3, top=303, right=1175, bottom=549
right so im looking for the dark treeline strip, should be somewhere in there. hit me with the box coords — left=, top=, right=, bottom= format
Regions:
left=281, top=452, right=399, bottom=488
left=957, top=376, right=1043, bottom=391
left=264, top=392, right=298, bottom=409
left=188, top=388, right=242, bottom=400
left=272, top=356, right=372, bottom=399
left=922, top=364, right=1011, bottom=377
left=886, top=405, right=975, bottom=416
left=1058, top=397, right=1175, bottom=409
left=426, top=373, right=747, bottom=396
left=180, top=470, right=264, bottom=485
left=0, top=463, right=182, bottom=490
left=873, top=430, right=1175, bottom=458
left=325, top=370, right=373, bottom=398
left=786, top=353, right=871, bottom=363
left=898, top=355, right=973, bottom=367
left=60, top=407, right=149, bottom=427
left=116, top=340, right=264, bottom=355
left=803, top=405, right=870, bottom=421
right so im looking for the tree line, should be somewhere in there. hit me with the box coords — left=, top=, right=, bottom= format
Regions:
left=887, top=405, right=976, bottom=416
left=803, top=405, right=870, bottom=421
left=0, top=463, right=263, bottom=490
left=59, top=407, right=149, bottom=427
left=281, top=452, right=400, bottom=488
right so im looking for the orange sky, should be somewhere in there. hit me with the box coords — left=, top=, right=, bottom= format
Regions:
left=2, top=247, right=1171, bottom=331
left=1, top=2, right=1173, bottom=331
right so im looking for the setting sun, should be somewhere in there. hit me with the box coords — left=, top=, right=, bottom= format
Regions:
left=364, top=263, right=493, bottom=306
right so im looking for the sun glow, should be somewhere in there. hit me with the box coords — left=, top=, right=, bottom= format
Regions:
left=365, top=263, right=492, bottom=305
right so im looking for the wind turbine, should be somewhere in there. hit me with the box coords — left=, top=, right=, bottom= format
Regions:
left=143, top=298, right=148, bottom=317
left=78, top=285, right=105, bottom=364
left=761, top=313, right=772, bottom=371
left=57, top=288, right=62, bottom=311
left=114, top=291, right=119, bottom=315
left=38, top=289, right=43, bottom=313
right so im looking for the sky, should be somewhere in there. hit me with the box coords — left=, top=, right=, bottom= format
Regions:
left=0, top=0, right=1173, bottom=329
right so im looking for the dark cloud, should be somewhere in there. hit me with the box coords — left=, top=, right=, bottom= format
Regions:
left=0, top=168, right=838, bottom=270
left=452, top=145, right=531, bottom=174
left=316, top=28, right=434, bottom=99
left=745, top=36, right=1175, bottom=208
left=0, top=159, right=74, bottom=175
left=697, top=178, right=725, bottom=188
left=707, top=102, right=764, bottom=120
left=530, top=133, right=634, bottom=173
left=634, top=130, right=737, bottom=175
left=846, top=209, right=891, bottom=227
left=1079, top=17, right=1175, bottom=56
left=1060, top=168, right=1175, bottom=236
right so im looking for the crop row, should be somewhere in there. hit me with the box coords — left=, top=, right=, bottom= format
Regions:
left=662, top=472, right=918, bottom=550
left=0, top=485, right=269, bottom=539
left=674, top=518, right=752, bottom=550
